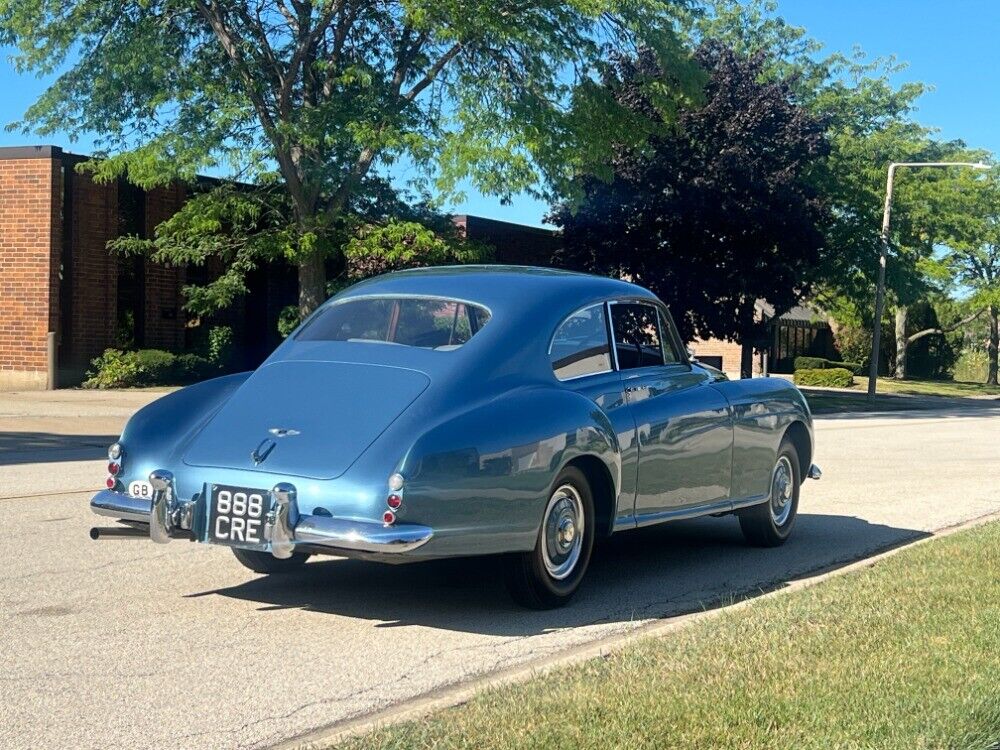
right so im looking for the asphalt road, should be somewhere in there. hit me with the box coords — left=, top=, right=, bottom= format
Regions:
left=2, top=390, right=1000, bottom=750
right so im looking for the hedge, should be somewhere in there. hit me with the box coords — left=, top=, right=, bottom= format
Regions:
left=793, top=356, right=863, bottom=375
left=794, top=367, right=855, bottom=388
left=84, top=348, right=217, bottom=389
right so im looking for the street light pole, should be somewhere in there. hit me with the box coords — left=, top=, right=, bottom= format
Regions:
left=867, top=161, right=990, bottom=403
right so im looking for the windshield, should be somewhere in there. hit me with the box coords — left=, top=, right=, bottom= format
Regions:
left=296, top=296, right=491, bottom=350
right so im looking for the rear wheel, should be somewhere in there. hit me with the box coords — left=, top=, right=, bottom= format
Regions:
left=504, top=466, right=595, bottom=609
left=231, top=548, right=310, bottom=574
left=739, top=439, right=800, bottom=547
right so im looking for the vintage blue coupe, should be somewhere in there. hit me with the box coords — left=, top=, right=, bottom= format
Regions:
left=90, top=266, right=820, bottom=608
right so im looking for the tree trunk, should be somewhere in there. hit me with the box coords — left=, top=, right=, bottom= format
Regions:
left=298, top=252, right=326, bottom=318
left=739, top=341, right=754, bottom=379
left=894, top=305, right=908, bottom=380
left=988, top=305, right=999, bottom=386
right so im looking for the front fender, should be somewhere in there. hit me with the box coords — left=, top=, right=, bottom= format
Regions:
left=396, top=386, right=621, bottom=556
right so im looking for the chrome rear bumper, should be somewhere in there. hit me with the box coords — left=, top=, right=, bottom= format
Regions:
left=90, top=471, right=433, bottom=557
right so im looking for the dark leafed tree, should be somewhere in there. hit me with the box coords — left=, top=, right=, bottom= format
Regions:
left=551, top=42, right=829, bottom=376
left=1, top=0, right=699, bottom=318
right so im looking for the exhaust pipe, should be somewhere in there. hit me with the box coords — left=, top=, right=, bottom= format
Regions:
left=90, top=526, right=148, bottom=540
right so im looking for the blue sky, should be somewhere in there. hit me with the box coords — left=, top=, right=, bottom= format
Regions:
left=3, top=0, right=999, bottom=227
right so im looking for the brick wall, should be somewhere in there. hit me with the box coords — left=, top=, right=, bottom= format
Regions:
left=143, top=184, right=187, bottom=351
left=0, top=152, right=60, bottom=390
left=689, top=336, right=749, bottom=378
left=63, top=168, right=119, bottom=376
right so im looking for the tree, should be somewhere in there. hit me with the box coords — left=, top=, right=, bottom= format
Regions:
left=2, top=0, right=699, bottom=317
left=933, top=168, right=1000, bottom=385
left=551, top=43, right=829, bottom=376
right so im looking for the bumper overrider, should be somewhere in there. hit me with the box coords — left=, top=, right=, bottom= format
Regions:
left=90, top=469, right=433, bottom=557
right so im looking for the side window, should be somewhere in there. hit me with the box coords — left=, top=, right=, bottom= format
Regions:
left=610, top=303, right=666, bottom=370
left=550, top=304, right=613, bottom=380
left=657, top=309, right=682, bottom=364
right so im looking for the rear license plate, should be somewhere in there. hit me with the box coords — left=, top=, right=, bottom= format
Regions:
left=209, top=484, right=269, bottom=548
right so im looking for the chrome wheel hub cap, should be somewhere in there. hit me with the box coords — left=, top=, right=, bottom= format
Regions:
left=770, top=455, right=795, bottom=526
left=542, top=484, right=584, bottom=580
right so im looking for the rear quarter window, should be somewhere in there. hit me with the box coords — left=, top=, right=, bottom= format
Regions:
left=550, top=304, right=613, bottom=380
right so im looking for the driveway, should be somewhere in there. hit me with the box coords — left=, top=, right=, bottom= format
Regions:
left=2, top=390, right=1000, bottom=749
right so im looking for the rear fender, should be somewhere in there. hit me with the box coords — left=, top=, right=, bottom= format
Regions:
left=396, top=387, right=621, bottom=556
left=117, top=372, right=252, bottom=490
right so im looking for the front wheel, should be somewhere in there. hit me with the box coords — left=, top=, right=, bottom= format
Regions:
left=231, top=547, right=310, bottom=574
left=738, top=440, right=801, bottom=547
left=504, top=466, right=595, bottom=609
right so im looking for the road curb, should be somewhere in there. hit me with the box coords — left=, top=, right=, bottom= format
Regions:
left=275, top=508, right=1000, bottom=750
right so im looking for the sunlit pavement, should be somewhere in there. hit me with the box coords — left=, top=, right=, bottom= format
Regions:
left=2, top=390, right=999, bottom=749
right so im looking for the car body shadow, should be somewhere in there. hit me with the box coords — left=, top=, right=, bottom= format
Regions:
left=0, top=432, right=118, bottom=465
left=191, top=513, right=930, bottom=636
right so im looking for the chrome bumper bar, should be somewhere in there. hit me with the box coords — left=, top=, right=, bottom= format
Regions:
left=90, top=471, right=433, bottom=556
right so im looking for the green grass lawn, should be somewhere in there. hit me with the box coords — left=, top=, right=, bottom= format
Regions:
left=800, top=376, right=1000, bottom=414
left=335, top=521, right=1000, bottom=750
left=860, top=377, right=1000, bottom=398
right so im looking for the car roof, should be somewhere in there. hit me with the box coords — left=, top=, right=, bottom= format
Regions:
left=335, top=265, right=656, bottom=313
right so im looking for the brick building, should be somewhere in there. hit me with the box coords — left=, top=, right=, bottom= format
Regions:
left=0, top=146, right=563, bottom=390
left=0, top=145, right=302, bottom=389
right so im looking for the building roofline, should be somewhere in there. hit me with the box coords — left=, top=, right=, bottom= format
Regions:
left=0, top=145, right=63, bottom=160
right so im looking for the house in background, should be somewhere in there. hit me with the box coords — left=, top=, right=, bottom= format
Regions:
left=690, top=300, right=836, bottom=379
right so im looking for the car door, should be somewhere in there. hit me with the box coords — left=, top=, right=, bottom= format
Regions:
left=549, top=302, right=638, bottom=529
left=608, top=300, right=734, bottom=521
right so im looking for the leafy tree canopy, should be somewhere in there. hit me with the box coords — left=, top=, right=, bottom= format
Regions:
left=551, top=42, right=829, bottom=361
left=1, top=0, right=701, bottom=315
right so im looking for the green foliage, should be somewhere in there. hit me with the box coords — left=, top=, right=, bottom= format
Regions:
left=793, top=356, right=826, bottom=371
left=344, top=219, right=492, bottom=279
left=133, top=349, right=176, bottom=384
left=553, top=43, right=828, bottom=345
left=205, top=325, right=235, bottom=370
left=954, top=350, right=989, bottom=383
left=82, top=349, right=145, bottom=389
left=2, top=0, right=702, bottom=315
left=794, top=356, right=862, bottom=375
left=277, top=305, right=302, bottom=339
left=684, top=1, right=966, bottom=312
left=794, top=367, right=854, bottom=388
left=82, top=327, right=236, bottom=388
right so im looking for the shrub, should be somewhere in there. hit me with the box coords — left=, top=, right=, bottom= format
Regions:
left=954, top=349, right=989, bottom=383
left=133, top=349, right=177, bottom=384
left=794, top=367, right=854, bottom=388
left=793, top=356, right=827, bottom=371
left=173, top=353, right=215, bottom=382
left=84, top=348, right=214, bottom=388
left=793, top=356, right=864, bottom=375
left=83, top=349, right=143, bottom=389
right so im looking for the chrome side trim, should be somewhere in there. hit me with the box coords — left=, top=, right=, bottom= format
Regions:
left=294, top=516, right=433, bottom=554
left=807, top=463, right=822, bottom=480
left=90, top=491, right=152, bottom=523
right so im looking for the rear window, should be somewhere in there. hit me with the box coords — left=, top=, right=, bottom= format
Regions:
left=296, top=297, right=491, bottom=350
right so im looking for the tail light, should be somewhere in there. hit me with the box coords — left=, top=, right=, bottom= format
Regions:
left=387, top=494, right=402, bottom=509
left=382, top=510, right=396, bottom=525
left=108, top=462, right=121, bottom=476
left=105, top=476, right=116, bottom=489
